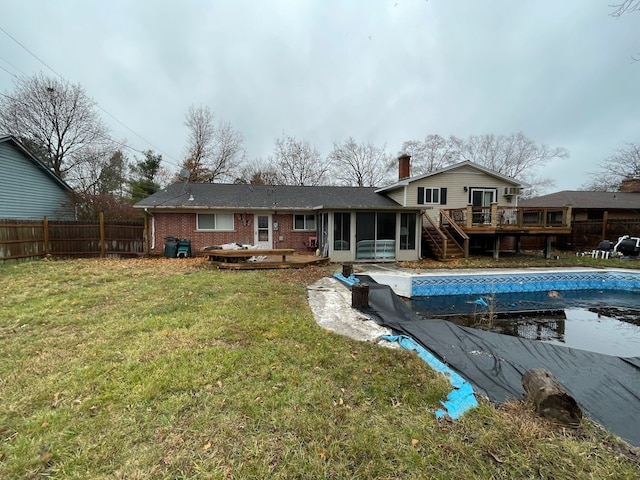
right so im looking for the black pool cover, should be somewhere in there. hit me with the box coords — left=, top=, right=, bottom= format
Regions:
left=358, top=277, right=640, bottom=447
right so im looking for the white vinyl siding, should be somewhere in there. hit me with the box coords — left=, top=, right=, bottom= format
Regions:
left=405, top=165, right=521, bottom=209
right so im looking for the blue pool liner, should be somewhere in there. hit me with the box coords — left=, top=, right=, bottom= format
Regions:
left=333, top=272, right=360, bottom=286
left=382, top=334, right=478, bottom=420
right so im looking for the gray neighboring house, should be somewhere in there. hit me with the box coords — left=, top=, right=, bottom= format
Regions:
left=519, top=189, right=640, bottom=222
left=0, top=135, right=74, bottom=220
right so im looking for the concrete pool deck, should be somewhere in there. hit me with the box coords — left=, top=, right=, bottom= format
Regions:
left=357, top=264, right=640, bottom=298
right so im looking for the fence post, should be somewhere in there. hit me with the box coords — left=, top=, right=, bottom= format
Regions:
left=43, top=216, right=49, bottom=256
left=602, top=211, right=608, bottom=240
left=99, top=212, right=106, bottom=258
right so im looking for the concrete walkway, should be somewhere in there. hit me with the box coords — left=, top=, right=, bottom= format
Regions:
left=307, top=276, right=396, bottom=347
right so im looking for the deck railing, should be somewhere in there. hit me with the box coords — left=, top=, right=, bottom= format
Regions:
left=444, top=204, right=572, bottom=229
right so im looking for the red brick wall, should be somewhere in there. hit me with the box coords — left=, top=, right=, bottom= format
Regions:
left=148, top=212, right=316, bottom=254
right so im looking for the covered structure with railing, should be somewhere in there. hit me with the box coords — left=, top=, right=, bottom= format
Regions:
left=422, top=204, right=573, bottom=260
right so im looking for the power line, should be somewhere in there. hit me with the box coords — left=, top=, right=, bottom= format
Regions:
left=0, top=64, right=16, bottom=77
left=0, top=23, right=182, bottom=168
left=0, top=25, right=64, bottom=80
left=0, top=55, right=25, bottom=77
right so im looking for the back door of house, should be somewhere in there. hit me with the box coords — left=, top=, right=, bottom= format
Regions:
left=471, top=189, right=495, bottom=224
left=254, top=214, right=272, bottom=248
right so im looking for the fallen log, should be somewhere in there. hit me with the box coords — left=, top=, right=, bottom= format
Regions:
left=522, top=368, right=582, bottom=427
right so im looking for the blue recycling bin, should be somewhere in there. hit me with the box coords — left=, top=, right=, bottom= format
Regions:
left=176, top=239, right=192, bottom=258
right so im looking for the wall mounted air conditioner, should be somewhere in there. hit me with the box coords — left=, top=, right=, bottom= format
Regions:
left=504, top=186, right=522, bottom=196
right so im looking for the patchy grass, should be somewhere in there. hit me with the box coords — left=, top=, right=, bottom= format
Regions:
left=0, top=258, right=638, bottom=479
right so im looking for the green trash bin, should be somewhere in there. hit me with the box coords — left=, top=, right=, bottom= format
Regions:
left=164, top=237, right=179, bottom=258
left=176, top=239, right=192, bottom=258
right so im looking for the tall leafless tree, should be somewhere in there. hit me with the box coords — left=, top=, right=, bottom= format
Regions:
left=234, top=157, right=280, bottom=185
left=181, top=105, right=245, bottom=182
left=270, top=134, right=329, bottom=186
left=610, top=0, right=640, bottom=17
left=0, top=72, right=114, bottom=182
left=610, top=0, right=640, bottom=60
left=328, top=137, right=392, bottom=187
left=458, top=132, right=568, bottom=195
left=400, top=134, right=462, bottom=175
left=401, top=132, right=568, bottom=196
left=582, top=142, right=640, bottom=191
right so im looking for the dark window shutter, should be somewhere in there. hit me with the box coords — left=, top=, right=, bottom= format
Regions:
left=417, top=187, right=424, bottom=205
left=440, top=187, right=447, bottom=205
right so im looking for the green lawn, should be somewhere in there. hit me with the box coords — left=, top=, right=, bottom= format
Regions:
left=1, top=258, right=638, bottom=479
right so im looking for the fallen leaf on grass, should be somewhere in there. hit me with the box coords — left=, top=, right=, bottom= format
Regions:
left=41, top=422, right=50, bottom=428
left=203, top=442, right=211, bottom=451
left=411, top=438, right=419, bottom=447
left=216, top=380, right=223, bottom=388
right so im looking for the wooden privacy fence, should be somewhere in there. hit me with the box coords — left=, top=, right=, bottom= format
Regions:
left=520, top=219, right=640, bottom=251
left=0, top=214, right=145, bottom=261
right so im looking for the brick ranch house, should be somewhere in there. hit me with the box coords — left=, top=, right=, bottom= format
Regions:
left=134, top=156, right=528, bottom=262
left=133, top=182, right=423, bottom=263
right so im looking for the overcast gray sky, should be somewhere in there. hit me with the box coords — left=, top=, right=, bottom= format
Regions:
left=1, top=0, right=638, bottom=192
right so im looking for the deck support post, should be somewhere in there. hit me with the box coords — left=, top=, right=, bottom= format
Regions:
left=352, top=283, right=369, bottom=309
left=544, top=236, right=552, bottom=259
left=342, top=263, right=353, bottom=278
left=493, top=235, right=500, bottom=259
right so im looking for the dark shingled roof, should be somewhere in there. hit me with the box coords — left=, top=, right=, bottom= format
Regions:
left=520, top=190, right=640, bottom=210
left=134, top=183, right=404, bottom=210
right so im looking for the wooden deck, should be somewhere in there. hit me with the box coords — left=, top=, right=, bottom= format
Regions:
left=202, top=249, right=329, bottom=270
left=424, top=205, right=574, bottom=260
left=444, top=205, right=573, bottom=235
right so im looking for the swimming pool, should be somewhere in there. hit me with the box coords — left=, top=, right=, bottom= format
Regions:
left=364, top=267, right=640, bottom=356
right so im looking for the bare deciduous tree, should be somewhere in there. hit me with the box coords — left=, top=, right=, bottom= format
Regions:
left=582, top=142, right=640, bottom=191
left=234, top=158, right=280, bottom=185
left=0, top=72, right=113, bottom=182
left=610, top=1, right=640, bottom=60
left=328, top=137, right=392, bottom=187
left=270, top=134, right=329, bottom=186
left=458, top=132, right=568, bottom=194
left=610, top=0, right=640, bottom=17
left=401, top=132, right=567, bottom=196
left=181, top=105, right=245, bottom=182
left=400, top=134, right=461, bottom=175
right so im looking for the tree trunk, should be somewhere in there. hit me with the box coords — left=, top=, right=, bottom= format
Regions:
left=522, top=368, right=582, bottom=427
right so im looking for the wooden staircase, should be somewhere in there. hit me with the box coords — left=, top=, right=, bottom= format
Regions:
left=421, top=212, right=468, bottom=261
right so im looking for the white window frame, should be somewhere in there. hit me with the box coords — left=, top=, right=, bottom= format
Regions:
left=293, top=214, right=316, bottom=231
left=196, top=213, right=234, bottom=231
left=417, top=187, right=441, bottom=205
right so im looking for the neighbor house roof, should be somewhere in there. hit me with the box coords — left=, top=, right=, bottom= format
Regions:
left=134, top=183, right=406, bottom=210
left=520, top=190, right=640, bottom=210
left=375, top=160, right=529, bottom=193
left=0, top=135, right=73, bottom=192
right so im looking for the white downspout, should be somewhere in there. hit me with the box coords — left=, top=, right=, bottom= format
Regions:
left=145, top=208, right=156, bottom=251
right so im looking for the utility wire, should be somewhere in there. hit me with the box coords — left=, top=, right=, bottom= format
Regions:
left=0, top=23, right=182, bottom=168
